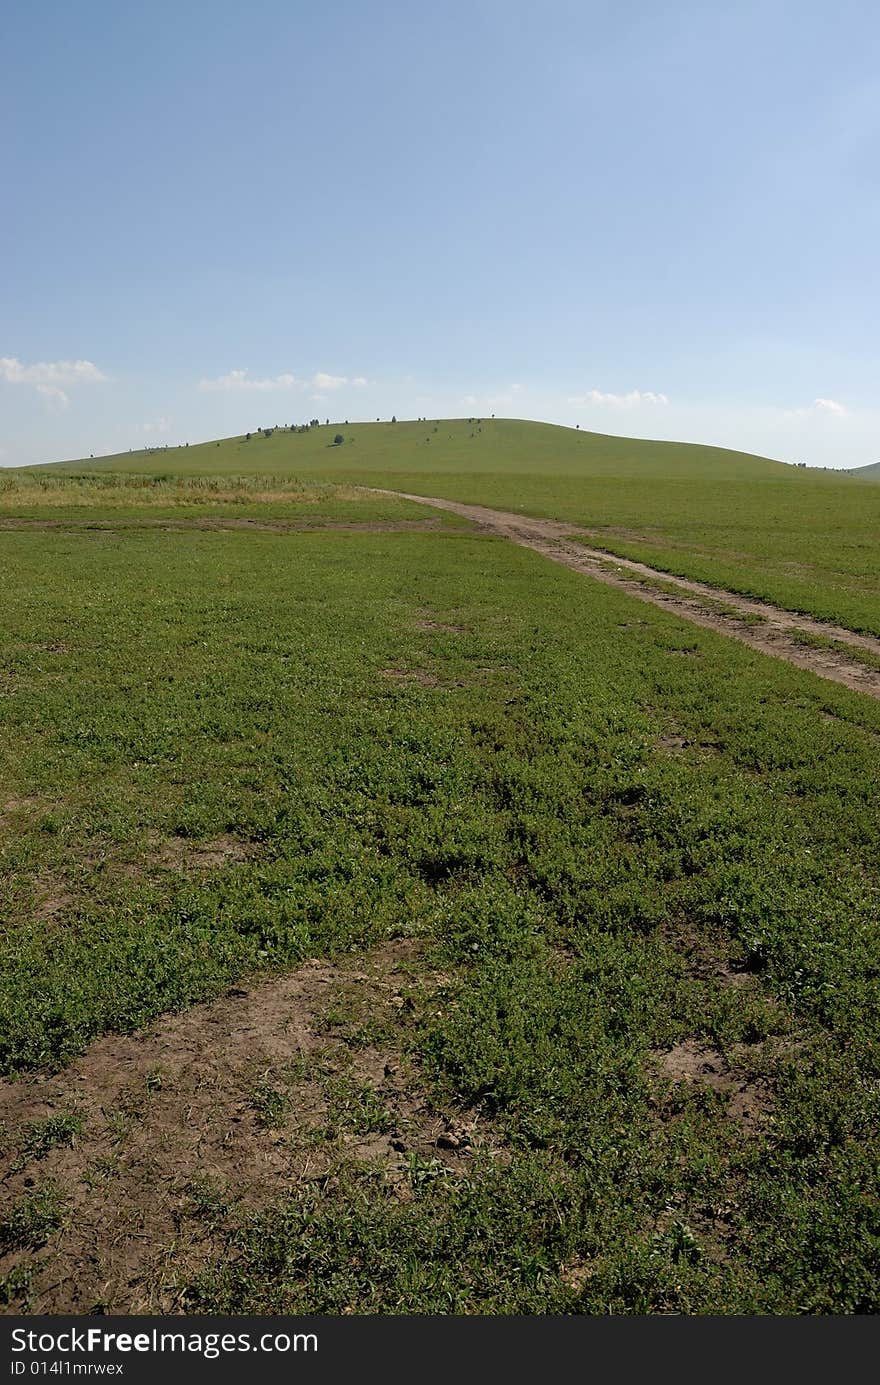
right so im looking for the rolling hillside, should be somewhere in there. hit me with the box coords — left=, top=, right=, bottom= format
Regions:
left=52, top=417, right=791, bottom=482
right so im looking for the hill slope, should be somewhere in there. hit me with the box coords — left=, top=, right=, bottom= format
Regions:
left=53, top=417, right=789, bottom=481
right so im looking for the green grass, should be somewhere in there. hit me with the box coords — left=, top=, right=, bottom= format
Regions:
left=29, top=416, right=880, bottom=635
left=2, top=493, right=879, bottom=1312
left=10, top=1112, right=83, bottom=1172
left=0, top=1184, right=66, bottom=1253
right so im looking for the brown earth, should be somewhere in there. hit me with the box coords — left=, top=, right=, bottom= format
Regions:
left=652, top=1039, right=772, bottom=1130
left=0, top=940, right=483, bottom=1315
left=0, top=517, right=450, bottom=534
left=377, top=491, right=880, bottom=699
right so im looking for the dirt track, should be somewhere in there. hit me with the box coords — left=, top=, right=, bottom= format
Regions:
left=380, top=490, right=880, bottom=700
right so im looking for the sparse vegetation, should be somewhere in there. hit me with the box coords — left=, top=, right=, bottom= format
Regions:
left=11, top=1111, right=83, bottom=1171
left=0, top=1184, right=66, bottom=1253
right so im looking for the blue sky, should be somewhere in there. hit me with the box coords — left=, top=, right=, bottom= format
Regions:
left=2, top=0, right=878, bottom=468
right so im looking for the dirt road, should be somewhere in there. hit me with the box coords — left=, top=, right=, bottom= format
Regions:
left=380, top=490, right=880, bottom=700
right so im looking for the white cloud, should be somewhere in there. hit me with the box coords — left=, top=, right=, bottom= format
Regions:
left=568, top=388, right=669, bottom=408
left=142, top=417, right=171, bottom=433
left=0, top=356, right=108, bottom=387
left=199, top=369, right=299, bottom=392
left=486, top=383, right=524, bottom=409
left=199, top=368, right=359, bottom=394
left=780, top=397, right=850, bottom=420
left=0, top=357, right=107, bottom=409
left=458, top=384, right=524, bottom=410
left=36, top=384, right=70, bottom=407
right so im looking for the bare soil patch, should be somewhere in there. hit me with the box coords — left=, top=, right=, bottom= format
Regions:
left=380, top=666, right=444, bottom=688
left=415, top=618, right=466, bottom=634
left=0, top=518, right=446, bottom=536
left=0, top=940, right=485, bottom=1314
left=0, top=797, right=43, bottom=832
left=153, top=834, right=259, bottom=872
left=653, top=1039, right=772, bottom=1130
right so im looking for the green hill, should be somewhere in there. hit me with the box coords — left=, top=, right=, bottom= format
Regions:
left=848, top=460, right=880, bottom=478
left=51, top=416, right=794, bottom=487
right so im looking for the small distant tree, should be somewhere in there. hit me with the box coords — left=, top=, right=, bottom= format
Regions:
left=391, top=415, right=397, bottom=423
left=334, top=433, right=344, bottom=446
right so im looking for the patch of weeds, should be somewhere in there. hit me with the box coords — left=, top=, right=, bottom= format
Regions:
left=654, top=1220, right=704, bottom=1266
left=249, top=1055, right=310, bottom=1130
left=405, top=1152, right=456, bottom=1192
left=250, top=1077, right=293, bottom=1129
left=0, top=1263, right=34, bottom=1308
left=11, top=1110, right=83, bottom=1172
left=342, top=1017, right=394, bottom=1049
left=0, top=1183, right=66, bottom=1251
left=319, top=990, right=398, bottom=1050
left=105, top=1111, right=132, bottom=1145
left=322, top=1073, right=394, bottom=1139
left=183, top=1177, right=232, bottom=1228
left=697, top=597, right=767, bottom=626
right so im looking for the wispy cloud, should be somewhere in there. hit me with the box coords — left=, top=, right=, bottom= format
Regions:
left=36, top=384, right=70, bottom=407
left=487, top=383, right=524, bottom=409
left=781, top=397, right=849, bottom=420
left=199, top=368, right=360, bottom=394
left=199, top=369, right=298, bottom=392
left=0, top=357, right=108, bottom=386
left=459, top=384, right=524, bottom=410
left=1, top=356, right=108, bottom=409
left=141, top=417, right=171, bottom=433
left=568, top=388, right=669, bottom=408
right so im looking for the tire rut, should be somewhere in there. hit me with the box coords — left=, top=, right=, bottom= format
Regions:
left=376, top=490, right=880, bottom=700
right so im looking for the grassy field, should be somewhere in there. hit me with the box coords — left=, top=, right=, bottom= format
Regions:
left=39, top=417, right=880, bottom=635
left=1, top=452, right=879, bottom=1312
